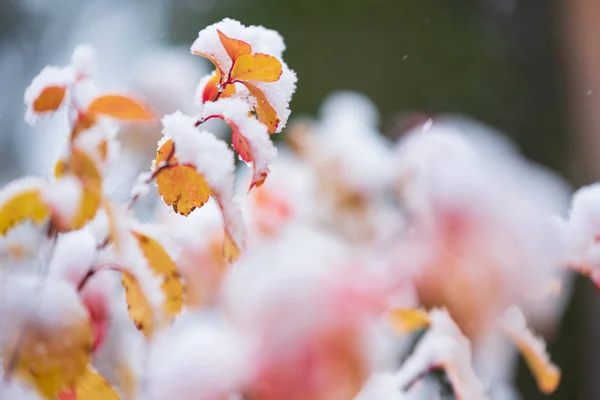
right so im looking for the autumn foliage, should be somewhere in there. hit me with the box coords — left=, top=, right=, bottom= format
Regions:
left=2, top=16, right=600, bottom=400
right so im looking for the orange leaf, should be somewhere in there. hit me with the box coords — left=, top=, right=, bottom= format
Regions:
left=242, top=81, right=279, bottom=133
left=231, top=126, right=268, bottom=189
left=217, top=29, right=252, bottom=64
left=133, top=231, right=183, bottom=321
left=192, top=51, right=226, bottom=77
left=388, top=308, right=430, bottom=334
left=122, top=270, right=155, bottom=337
left=155, top=139, right=212, bottom=216
left=33, top=86, right=67, bottom=113
left=202, top=71, right=236, bottom=104
left=230, top=54, right=282, bottom=83
left=87, top=95, right=155, bottom=121
left=231, top=128, right=252, bottom=163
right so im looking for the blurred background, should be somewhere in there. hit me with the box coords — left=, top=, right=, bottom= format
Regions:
left=0, top=0, right=598, bottom=398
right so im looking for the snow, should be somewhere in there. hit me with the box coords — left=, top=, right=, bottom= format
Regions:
left=202, top=98, right=277, bottom=187
left=316, top=91, right=395, bottom=194
left=71, top=43, right=98, bottom=79
left=396, top=309, right=488, bottom=400
left=191, top=18, right=297, bottom=133
left=141, top=314, right=253, bottom=400
left=47, top=229, right=97, bottom=285
left=160, top=111, right=246, bottom=250
left=500, top=306, right=559, bottom=392
left=0, top=274, right=89, bottom=353
left=41, top=176, right=83, bottom=226
left=161, top=112, right=234, bottom=193
left=565, top=183, right=600, bottom=279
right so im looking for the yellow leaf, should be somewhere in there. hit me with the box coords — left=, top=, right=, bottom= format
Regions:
left=388, top=308, right=430, bottom=334
left=133, top=231, right=183, bottom=321
left=223, top=231, right=241, bottom=264
left=122, top=270, right=155, bottom=337
left=5, top=309, right=93, bottom=398
left=501, top=307, right=560, bottom=394
left=53, top=148, right=102, bottom=231
left=230, top=54, right=282, bottom=83
left=103, top=198, right=122, bottom=253
left=242, top=81, right=279, bottom=134
left=0, top=188, right=49, bottom=236
left=217, top=29, right=252, bottom=63
left=155, top=139, right=212, bottom=216
left=58, top=367, right=119, bottom=400
left=88, top=95, right=155, bottom=121
left=33, top=86, right=66, bottom=113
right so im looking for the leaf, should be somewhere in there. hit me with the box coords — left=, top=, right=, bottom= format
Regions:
left=215, top=195, right=244, bottom=264
left=33, top=86, right=67, bottom=113
left=230, top=54, right=282, bottom=83
left=242, top=81, right=279, bottom=134
left=201, top=71, right=236, bottom=104
left=231, top=126, right=268, bottom=189
left=57, top=367, right=119, bottom=400
left=223, top=230, right=241, bottom=264
left=500, top=307, right=560, bottom=394
left=155, top=139, right=212, bottom=216
left=192, top=51, right=225, bottom=77
left=122, top=270, right=155, bottom=337
left=54, top=148, right=102, bottom=231
left=5, top=308, right=93, bottom=398
left=70, top=112, right=97, bottom=142
left=133, top=231, right=183, bottom=321
left=217, top=29, right=252, bottom=63
left=0, top=187, right=49, bottom=236
left=388, top=308, right=431, bottom=334
left=87, top=95, right=155, bottom=121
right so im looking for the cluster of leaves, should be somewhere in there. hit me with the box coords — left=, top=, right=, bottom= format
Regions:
left=2, top=16, right=600, bottom=400
left=0, top=19, right=294, bottom=399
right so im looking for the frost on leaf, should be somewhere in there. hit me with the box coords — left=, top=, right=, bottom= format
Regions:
left=157, top=112, right=245, bottom=261
left=87, top=94, right=155, bottom=121
left=396, top=309, right=488, bottom=400
left=202, top=98, right=277, bottom=189
left=191, top=18, right=296, bottom=133
left=24, top=66, right=74, bottom=125
left=0, top=178, right=49, bottom=236
left=500, top=306, right=560, bottom=394
left=2, top=279, right=93, bottom=399
left=133, top=231, right=184, bottom=321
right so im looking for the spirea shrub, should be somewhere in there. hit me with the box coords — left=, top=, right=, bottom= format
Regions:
left=0, top=18, right=596, bottom=400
